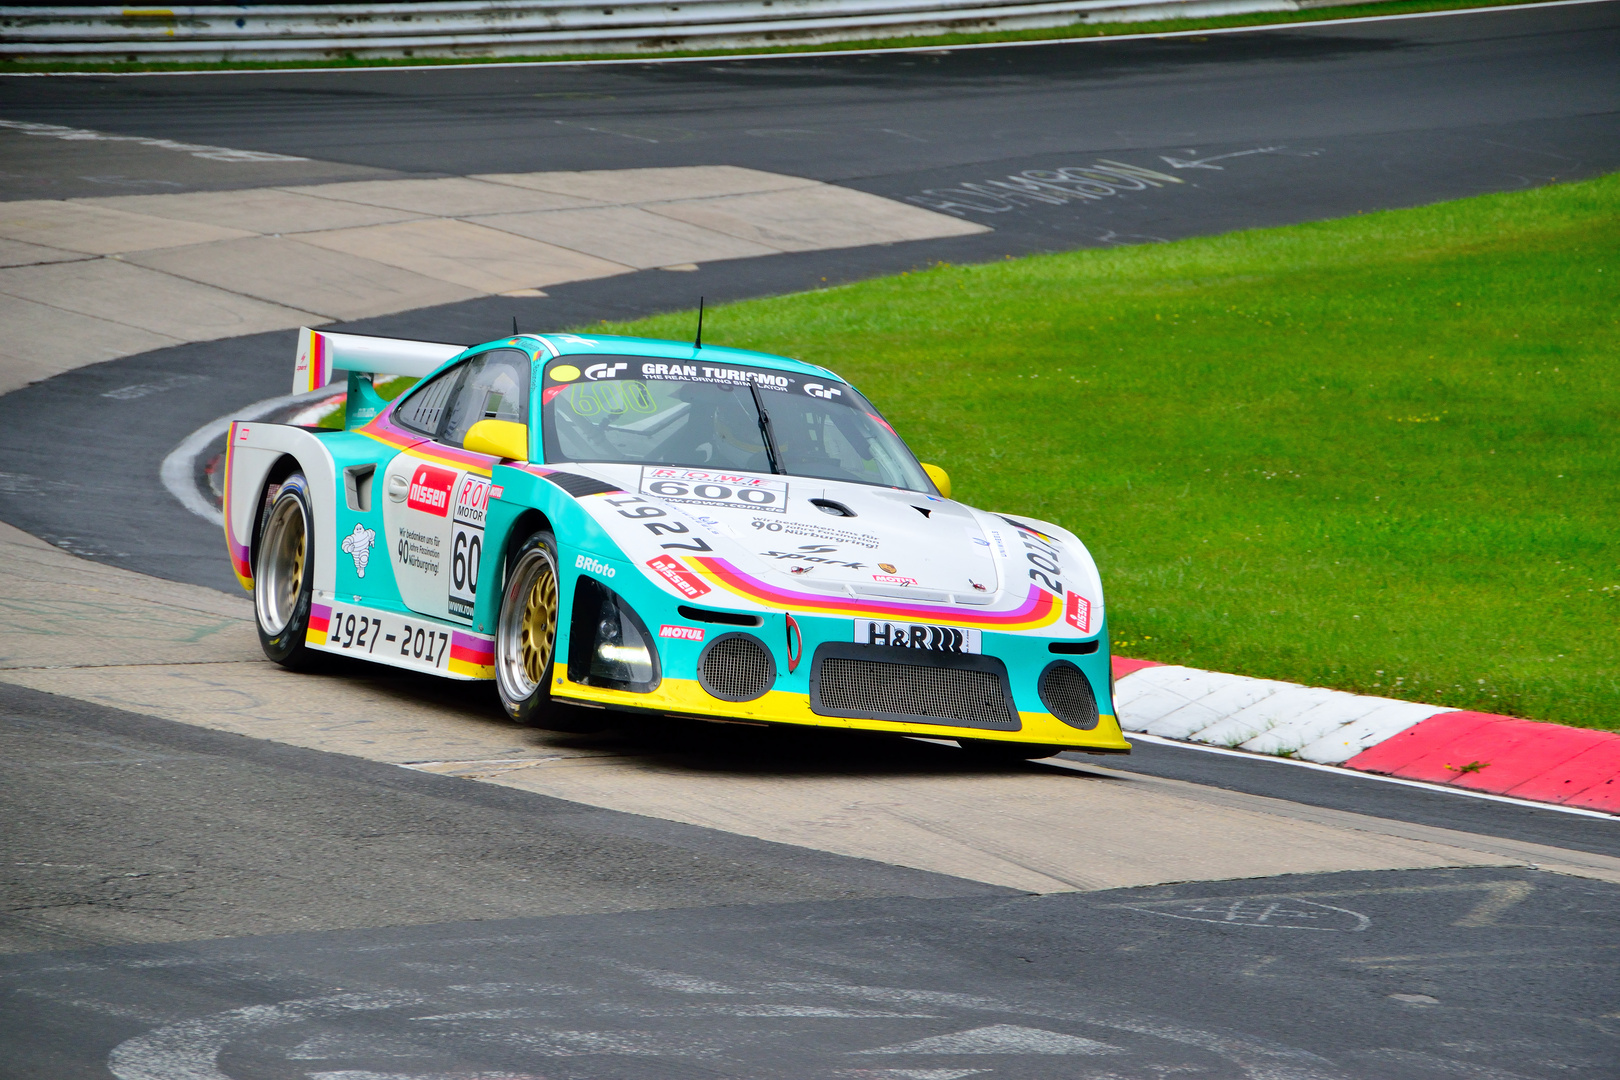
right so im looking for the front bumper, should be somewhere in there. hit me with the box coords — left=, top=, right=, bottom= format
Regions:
left=551, top=673, right=1133, bottom=752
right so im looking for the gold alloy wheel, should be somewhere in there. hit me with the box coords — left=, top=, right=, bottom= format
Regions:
left=519, top=558, right=558, bottom=686
left=497, top=539, right=560, bottom=706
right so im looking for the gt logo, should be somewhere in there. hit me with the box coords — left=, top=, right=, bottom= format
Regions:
left=804, top=383, right=843, bottom=400
left=585, top=362, right=628, bottom=381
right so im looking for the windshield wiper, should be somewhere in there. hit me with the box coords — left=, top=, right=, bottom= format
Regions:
left=747, top=381, right=784, bottom=475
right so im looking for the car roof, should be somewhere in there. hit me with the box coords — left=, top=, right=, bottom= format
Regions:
left=529, top=332, right=841, bottom=381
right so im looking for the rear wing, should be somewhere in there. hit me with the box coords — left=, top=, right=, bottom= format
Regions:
left=294, top=327, right=466, bottom=429
left=293, top=326, right=465, bottom=395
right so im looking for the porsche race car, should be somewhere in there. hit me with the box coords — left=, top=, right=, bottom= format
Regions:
left=223, top=327, right=1129, bottom=758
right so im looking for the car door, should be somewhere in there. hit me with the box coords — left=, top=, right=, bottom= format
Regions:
left=382, top=348, right=530, bottom=623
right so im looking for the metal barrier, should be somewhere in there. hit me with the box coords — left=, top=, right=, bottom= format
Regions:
left=0, top=0, right=1306, bottom=62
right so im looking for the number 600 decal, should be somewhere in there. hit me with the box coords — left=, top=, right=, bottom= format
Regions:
left=639, top=468, right=788, bottom=514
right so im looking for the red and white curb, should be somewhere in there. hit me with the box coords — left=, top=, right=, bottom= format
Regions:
left=1111, top=658, right=1619, bottom=816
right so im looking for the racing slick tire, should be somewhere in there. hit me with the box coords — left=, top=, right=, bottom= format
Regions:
left=958, top=738, right=1065, bottom=762
left=254, top=472, right=318, bottom=670
left=495, top=530, right=564, bottom=727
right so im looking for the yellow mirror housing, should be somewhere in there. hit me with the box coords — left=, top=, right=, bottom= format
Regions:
left=920, top=462, right=951, bottom=499
left=464, top=419, right=529, bottom=462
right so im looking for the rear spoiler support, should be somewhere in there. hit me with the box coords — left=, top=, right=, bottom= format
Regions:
left=293, top=327, right=466, bottom=429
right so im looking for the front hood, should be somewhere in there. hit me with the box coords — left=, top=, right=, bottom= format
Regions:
left=556, top=463, right=1102, bottom=631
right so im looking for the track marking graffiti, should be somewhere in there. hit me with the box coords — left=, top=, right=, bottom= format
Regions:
left=907, top=159, right=1182, bottom=216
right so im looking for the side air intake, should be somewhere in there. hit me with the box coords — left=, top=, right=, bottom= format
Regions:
left=1038, top=660, right=1100, bottom=730
left=698, top=633, right=776, bottom=702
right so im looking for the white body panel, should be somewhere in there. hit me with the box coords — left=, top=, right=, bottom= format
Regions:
left=554, top=463, right=1106, bottom=635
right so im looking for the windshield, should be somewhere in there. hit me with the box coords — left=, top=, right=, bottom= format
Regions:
left=541, top=356, right=932, bottom=492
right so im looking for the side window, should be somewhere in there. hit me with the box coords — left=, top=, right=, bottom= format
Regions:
left=440, top=349, right=531, bottom=449
left=394, top=363, right=465, bottom=437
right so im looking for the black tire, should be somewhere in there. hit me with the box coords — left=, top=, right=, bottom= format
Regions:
left=958, top=738, right=1064, bottom=762
left=254, top=472, right=318, bottom=670
left=495, top=530, right=562, bottom=725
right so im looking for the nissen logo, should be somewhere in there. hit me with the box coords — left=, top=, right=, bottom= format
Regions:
left=585, top=362, right=629, bottom=381
left=575, top=554, right=616, bottom=578
left=407, top=465, right=456, bottom=517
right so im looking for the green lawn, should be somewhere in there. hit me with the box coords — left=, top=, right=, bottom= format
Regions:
left=593, top=174, right=1620, bottom=730
left=0, top=0, right=1547, bottom=74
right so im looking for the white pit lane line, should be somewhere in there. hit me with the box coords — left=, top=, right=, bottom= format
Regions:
left=161, top=386, right=344, bottom=527
left=0, top=119, right=310, bottom=161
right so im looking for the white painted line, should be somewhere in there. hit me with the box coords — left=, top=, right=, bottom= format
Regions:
left=7, top=0, right=1604, bottom=78
left=1106, top=731, right=1619, bottom=821
left=160, top=385, right=342, bottom=527
left=0, top=119, right=307, bottom=161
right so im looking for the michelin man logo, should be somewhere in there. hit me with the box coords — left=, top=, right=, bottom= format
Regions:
left=342, top=523, right=375, bottom=578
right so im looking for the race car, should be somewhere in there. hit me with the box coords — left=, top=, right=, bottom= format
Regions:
left=223, top=326, right=1129, bottom=758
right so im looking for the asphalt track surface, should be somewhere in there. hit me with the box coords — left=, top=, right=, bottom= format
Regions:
left=2, top=5, right=1619, bottom=1077
left=4, top=683, right=1619, bottom=1080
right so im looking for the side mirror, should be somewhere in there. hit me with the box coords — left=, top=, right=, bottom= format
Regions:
left=464, top=419, right=529, bottom=462
left=920, top=462, right=951, bottom=499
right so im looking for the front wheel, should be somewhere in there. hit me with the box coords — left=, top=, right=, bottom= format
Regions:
left=495, top=531, right=561, bottom=725
left=255, top=472, right=317, bottom=669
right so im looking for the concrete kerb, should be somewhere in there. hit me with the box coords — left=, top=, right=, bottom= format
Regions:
left=1110, top=657, right=1620, bottom=816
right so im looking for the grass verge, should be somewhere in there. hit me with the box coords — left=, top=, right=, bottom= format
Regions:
left=0, top=0, right=1550, bottom=75
left=591, top=174, right=1620, bottom=731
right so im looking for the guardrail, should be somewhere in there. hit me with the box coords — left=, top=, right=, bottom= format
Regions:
left=1, top=0, right=1311, bottom=62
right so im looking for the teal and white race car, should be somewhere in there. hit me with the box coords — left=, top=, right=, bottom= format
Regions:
left=224, top=327, right=1129, bottom=758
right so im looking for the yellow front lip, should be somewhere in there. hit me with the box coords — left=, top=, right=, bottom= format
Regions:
left=551, top=673, right=1132, bottom=751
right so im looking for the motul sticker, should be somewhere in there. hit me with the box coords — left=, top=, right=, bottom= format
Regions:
left=1065, top=591, right=1093, bottom=633
left=646, top=554, right=710, bottom=599
left=407, top=464, right=456, bottom=517
left=658, top=625, right=705, bottom=642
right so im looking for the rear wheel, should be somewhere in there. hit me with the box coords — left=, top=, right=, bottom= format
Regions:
left=958, top=738, right=1064, bottom=762
left=255, top=473, right=317, bottom=669
left=495, top=531, right=560, bottom=725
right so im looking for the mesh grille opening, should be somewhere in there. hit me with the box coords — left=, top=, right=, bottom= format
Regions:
left=699, top=634, right=775, bottom=702
left=1039, top=661, right=1100, bottom=730
left=818, top=657, right=1013, bottom=726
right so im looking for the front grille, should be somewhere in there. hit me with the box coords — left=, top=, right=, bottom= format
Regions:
left=699, top=633, right=775, bottom=701
left=817, top=657, right=1014, bottom=727
left=1039, top=660, right=1100, bottom=729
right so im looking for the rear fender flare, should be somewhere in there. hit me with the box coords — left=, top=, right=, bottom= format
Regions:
left=225, top=424, right=338, bottom=597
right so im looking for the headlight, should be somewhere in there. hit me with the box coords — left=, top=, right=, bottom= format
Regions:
left=568, top=578, right=660, bottom=692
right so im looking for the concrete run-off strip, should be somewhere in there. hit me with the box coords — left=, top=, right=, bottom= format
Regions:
left=0, top=165, right=986, bottom=394
left=4, top=520, right=1619, bottom=894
